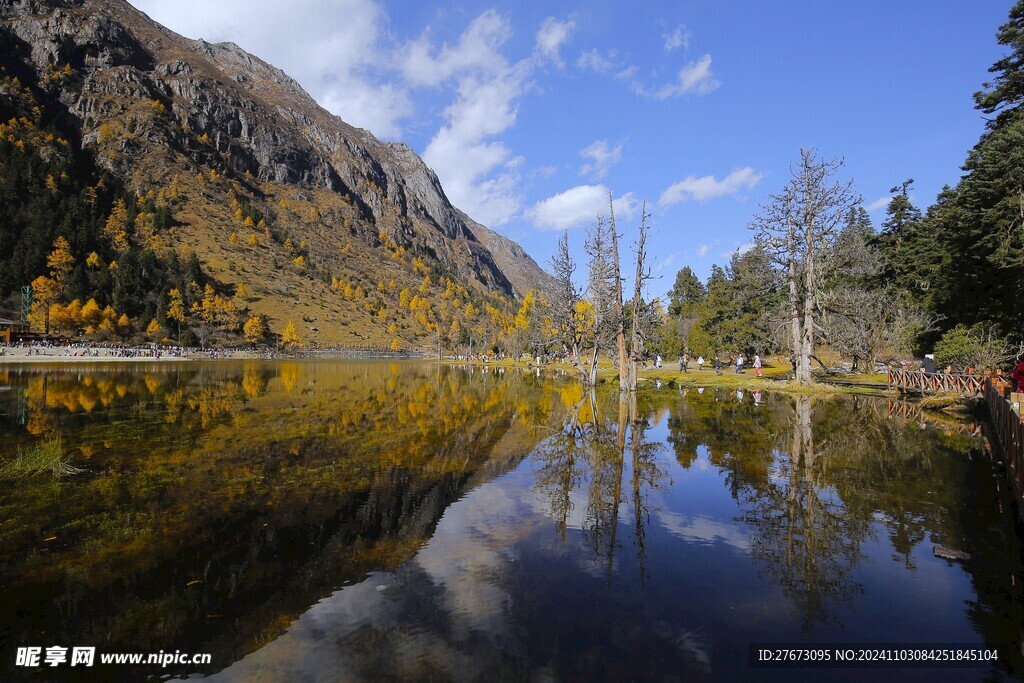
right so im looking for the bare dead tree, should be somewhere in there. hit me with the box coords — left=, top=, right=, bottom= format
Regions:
left=626, top=202, right=659, bottom=391
left=751, top=149, right=858, bottom=384
left=818, top=289, right=935, bottom=371
left=608, top=192, right=628, bottom=389
left=585, top=213, right=618, bottom=384
left=550, top=231, right=600, bottom=385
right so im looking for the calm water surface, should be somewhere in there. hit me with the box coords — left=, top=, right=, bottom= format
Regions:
left=0, top=361, right=1020, bottom=682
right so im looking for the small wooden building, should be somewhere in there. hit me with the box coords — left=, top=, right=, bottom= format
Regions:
left=0, top=317, right=30, bottom=343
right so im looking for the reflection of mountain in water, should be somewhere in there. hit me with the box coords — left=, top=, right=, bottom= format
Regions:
left=0, top=362, right=563, bottom=681
left=206, top=388, right=1021, bottom=682
left=2, top=372, right=1020, bottom=682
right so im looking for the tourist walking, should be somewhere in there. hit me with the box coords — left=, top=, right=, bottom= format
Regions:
left=753, top=354, right=762, bottom=377
left=714, top=356, right=723, bottom=375
left=679, top=355, right=686, bottom=372
left=697, top=355, right=705, bottom=372
left=656, top=355, right=662, bottom=368
left=735, top=354, right=744, bottom=374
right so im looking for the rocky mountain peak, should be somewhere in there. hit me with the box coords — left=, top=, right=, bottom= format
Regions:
left=1, top=0, right=554, bottom=303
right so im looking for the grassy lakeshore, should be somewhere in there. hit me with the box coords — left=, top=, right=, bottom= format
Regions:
left=449, top=356, right=892, bottom=396
left=1, top=350, right=892, bottom=397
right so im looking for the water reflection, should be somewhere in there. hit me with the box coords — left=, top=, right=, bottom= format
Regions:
left=0, top=362, right=564, bottom=681
left=0, top=365, right=1019, bottom=681
left=533, top=390, right=669, bottom=580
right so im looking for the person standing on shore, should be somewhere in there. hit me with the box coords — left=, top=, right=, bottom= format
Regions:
left=735, top=354, right=744, bottom=374
left=697, top=355, right=705, bottom=372
left=714, top=356, right=723, bottom=375
left=753, top=354, right=762, bottom=377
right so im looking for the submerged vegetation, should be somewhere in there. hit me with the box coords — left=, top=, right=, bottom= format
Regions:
left=0, top=433, right=80, bottom=478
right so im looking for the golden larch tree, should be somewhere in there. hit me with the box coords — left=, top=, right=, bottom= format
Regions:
left=281, top=321, right=301, bottom=348
left=243, top=314, right=266, bottom=345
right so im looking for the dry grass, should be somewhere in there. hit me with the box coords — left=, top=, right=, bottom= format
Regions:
left=0, top=435, right=82, bottom=479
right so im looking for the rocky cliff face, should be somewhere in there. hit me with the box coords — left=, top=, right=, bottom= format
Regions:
left=0, top=0, right=553, bottom=304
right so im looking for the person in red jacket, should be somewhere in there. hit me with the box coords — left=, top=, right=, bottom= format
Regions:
left=1012, top=354, right=1024, bottom=392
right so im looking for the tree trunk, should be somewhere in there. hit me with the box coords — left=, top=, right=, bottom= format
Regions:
left=787, top=223, right=803, bottom=383
left=609, top=194, right=628, bottom=390
left=798, top=172, right=816, bottom=386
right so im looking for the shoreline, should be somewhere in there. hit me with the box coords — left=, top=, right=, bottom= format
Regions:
left=0, top=349, right=430, bottom=364
left=0, top=352, right=893, bottom=396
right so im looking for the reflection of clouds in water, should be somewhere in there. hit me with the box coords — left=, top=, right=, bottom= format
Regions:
left=202, top=474, right=549, bottom=682
left=657, top=510, right=751, bottom=552
left=525, top=478, right=590, bottom=531
left=523, top=473, right=624, bottom=580
left=415, top=484, right=524, bottom=639
left=199, top=464, right=711, bottom=681
left=202, top=573, right=465, bottom=682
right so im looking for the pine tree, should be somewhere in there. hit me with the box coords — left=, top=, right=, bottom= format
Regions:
left=47, top=236, right=75, bottom=290
left=668, top=266, right=707, bottom=317
left=975, top=0, right=1024, bottom=125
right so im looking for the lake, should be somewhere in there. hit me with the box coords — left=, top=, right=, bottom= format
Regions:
left=0, top=361, right=1020, bottom=682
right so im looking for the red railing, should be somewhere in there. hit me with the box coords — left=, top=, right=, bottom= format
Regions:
left=985, top=377, right=1024, bottom=500
left=887, top=369, right=985, bottom=395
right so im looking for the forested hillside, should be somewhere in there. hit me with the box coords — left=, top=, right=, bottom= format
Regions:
left=0, top=0, right=554, bottom=351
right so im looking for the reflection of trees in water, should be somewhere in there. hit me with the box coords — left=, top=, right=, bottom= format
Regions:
left=0, top=362, right=567, bottom=673
left=533, top=391, right=668, bottom=578
left=739, top=396, right=870, bottom=629
left=664, top=389, right=1022, bottom=658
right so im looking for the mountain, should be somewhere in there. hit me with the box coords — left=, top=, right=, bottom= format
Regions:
left=0, top=0, right=554, bottom=348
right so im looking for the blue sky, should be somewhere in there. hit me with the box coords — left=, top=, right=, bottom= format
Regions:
left=131, top=0, right=1010, bottom=298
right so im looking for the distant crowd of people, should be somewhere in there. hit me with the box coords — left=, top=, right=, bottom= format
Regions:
left=1, top=340, right=214, bottom=359
left=672, top=352, right=763, bottom=377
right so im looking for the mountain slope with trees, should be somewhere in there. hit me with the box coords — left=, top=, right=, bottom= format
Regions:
left=0, top=0, right=554, bottom=350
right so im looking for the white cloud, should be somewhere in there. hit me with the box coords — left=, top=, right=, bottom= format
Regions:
left=423, top=68, right=527, bottom=227
left=696, top=242, right=715, bottom=258
left=530, top=165, right=558, bottom=181
left=579, top=139, right=624, bottom=180
left=866, top=195, right=894, bottom=212
left=663, top=25, right=691, bottom=52
left=577, top=48, right=615, bottom=73
left=659, top=167, right=764, bottom=207
left=400, top=10, right=512, bottom=87
left=131, top=0, right=412, bottom=138
left=634, top=54, right=720, bottom=99
left=527, top=184, right=637, bottom=231
left=535, top=17, right=575, bottom=68
left=722, top=241, right=755, bottom=259
left=415, top=13, right=578, bottom=226
left=414, top=12, right=535, bottom=226
left=656, top=252, right=679, bottom=273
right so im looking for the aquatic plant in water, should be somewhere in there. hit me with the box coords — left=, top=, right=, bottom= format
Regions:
left=0, top=435, right=82, bottom=478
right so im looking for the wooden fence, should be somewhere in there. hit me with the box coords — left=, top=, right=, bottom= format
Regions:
left=890, top=371, right=1023, bottom=513
left=887, top=369, right=985, bottom=396
left=985, top=377, right=1024, bottom=502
